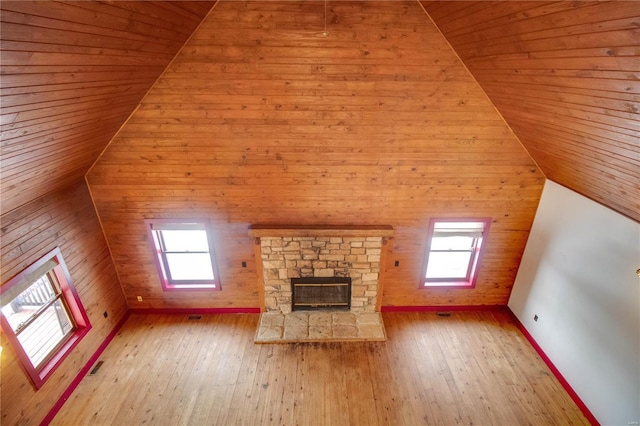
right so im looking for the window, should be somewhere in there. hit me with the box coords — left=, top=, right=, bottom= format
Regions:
left=0, top=248, right=91, bottom=389
left=146, top=220, right=221, bottom=291
left=421, top=218, right=491, bottom=288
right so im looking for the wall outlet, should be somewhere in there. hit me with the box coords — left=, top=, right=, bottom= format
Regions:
left=103, top=311, right=108, bottom=318
left=136, top=296, right=143, bottom=302
left=534, top=314, right=539, bottom=322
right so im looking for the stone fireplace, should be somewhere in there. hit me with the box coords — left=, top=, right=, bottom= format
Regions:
left=250, top=226, right=393, bottom=314
left=250, top=226, right=394, bottom=343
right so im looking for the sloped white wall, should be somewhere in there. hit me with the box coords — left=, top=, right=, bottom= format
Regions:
left=509, top=180, right=640, bottom=426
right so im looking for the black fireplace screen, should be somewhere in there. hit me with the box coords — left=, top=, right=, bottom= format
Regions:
left=291, top=277, right=351, bottom=311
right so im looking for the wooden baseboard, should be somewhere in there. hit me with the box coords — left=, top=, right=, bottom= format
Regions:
left=128, top=307, right=261, bottom=315
left=381, top=304, right=505, bottom=312
left=40, top=311, right=131, bottom=426
left=507, top=308, right=599, bottom=426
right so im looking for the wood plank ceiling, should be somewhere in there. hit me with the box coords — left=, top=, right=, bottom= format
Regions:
left=422, top=1, right=640, bottom=222
left=0, top=1, right=638, bottom=221
left=0, top=1, right=215, bottom=216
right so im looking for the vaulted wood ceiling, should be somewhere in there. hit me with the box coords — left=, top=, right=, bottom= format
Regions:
left=421, top=0, right=640, bottom=222
left=1, top=1, right=638, bottom=222
left=0, top=1, right=216, bottom=216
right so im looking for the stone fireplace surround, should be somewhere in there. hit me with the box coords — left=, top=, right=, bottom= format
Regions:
left=250, top=225, right=394, bottom=343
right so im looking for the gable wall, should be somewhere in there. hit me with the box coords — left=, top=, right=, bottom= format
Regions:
left=87, top=1, right=545, bottom=309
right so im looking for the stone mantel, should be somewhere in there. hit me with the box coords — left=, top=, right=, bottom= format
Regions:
left=249, top=225, right=394, bottom=239
left=250, top=225, right=394, bottom=313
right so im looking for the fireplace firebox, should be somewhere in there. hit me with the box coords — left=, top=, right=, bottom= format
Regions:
left=291, top=277, right=351, bottom=311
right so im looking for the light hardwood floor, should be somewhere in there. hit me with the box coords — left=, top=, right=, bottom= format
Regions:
left=52, top=310, right=589, bottom=425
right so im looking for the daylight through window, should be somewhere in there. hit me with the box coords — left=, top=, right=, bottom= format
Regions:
left=147, top=221, right=221, bottom=291
left=0, top=248, right=91, bottom=388
left=422, top=218, right=490, bottom=288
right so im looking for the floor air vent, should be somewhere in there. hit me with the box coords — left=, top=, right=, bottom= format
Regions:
left=188, top=315, right=202, bottom=320
left=89, top=361, right=104, bottom=376
left=437, top=312, right=452, bottom=317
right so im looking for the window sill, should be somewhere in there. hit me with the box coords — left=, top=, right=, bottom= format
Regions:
left=422, top=281, right=475, bottom=289
left=162, top=283, right=220, bottom=291
left=32, top=325, right=91, bottom=389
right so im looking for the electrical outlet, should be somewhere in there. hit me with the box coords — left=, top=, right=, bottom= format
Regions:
left=534, top=314, right=539, bottom=322
left=136, top=296, right=143, bottom=302
left=394, top=260, right=400, bottom=267
left=103, top=311, right=108, bottom=318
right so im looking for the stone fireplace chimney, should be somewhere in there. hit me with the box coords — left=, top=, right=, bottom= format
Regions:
left=249, top=226, right=394, bottom=314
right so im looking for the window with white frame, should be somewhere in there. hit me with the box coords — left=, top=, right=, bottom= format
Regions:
left=0, top=248, right=91, bottom=388
left=146, top=220, right=221, bottom=291
left=421, top=218, right=491, bottom=288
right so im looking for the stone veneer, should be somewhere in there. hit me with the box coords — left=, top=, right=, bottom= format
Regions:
left=259, top=236, right=383, bottom=314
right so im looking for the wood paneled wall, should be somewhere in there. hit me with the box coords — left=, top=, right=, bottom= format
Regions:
left=422, top=1, right=640, bottom=222
left=0, top=181, right=128, bottom=426
left=0, top=1, right=214, bottom=216
left=87, top=1, right=545, bottom=309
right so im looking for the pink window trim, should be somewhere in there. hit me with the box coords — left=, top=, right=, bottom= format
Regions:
left=0, top=247, right=92, bottom=389
left=420, top=217, right=492, bottom=289
left=145, top=219, right=222, bottom=292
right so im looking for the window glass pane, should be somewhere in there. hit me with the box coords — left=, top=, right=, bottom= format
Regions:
left=165, top=253, right=215, bottom=281
left=1, top=275, right=56, bottom=332
left=160, top=229, right=209, bottom=252
left=426, top=251, right=472, bottom=279
left=430, top=235, right=475, bottom=251
left=16, top=299, right=74, bottom=368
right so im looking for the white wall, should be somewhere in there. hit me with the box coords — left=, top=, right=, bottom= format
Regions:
left=509, top=180, right=640, bottom=426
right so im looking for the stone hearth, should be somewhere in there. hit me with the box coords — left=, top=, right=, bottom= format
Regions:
left=255, top=311, right=386, bottom=343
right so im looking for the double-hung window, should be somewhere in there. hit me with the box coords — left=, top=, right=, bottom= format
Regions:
left=0, top=248, right=91, bottom=388
left=147, top=220, right=221, bottom=291
left=421, top=218, right=491, bottom=288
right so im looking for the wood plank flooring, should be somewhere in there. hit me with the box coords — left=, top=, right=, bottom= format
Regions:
left=51, top=310, right=589, bottom=425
